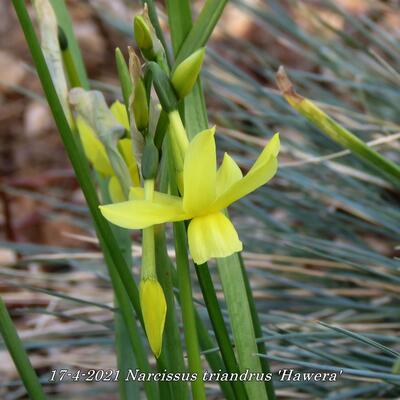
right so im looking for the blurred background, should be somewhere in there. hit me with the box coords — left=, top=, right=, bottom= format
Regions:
left=0, top=0, right=399, bottom=399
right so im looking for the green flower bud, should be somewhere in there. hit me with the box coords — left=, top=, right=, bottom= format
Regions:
left=148, top=62, right=178, bottom=112
left=141, top=137, right=159, bottom=180
left=133, top=79, right=149, bottom=131
left=133, top=15, right=156, bottom=60
left=115, top=48, right=132, bottom=119
left=171, top=48, right=205, bottom=99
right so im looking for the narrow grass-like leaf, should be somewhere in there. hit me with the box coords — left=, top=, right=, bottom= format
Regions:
left=174, top=0, right=228, bottom=65
left=0, top=297, right=47, bottom=400
left=166, top=0, right=192, bottom=55
left=217, top=254, right=269, bottom=400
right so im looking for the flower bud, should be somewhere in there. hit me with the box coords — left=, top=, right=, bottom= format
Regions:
left=134, top=15, right=156, bottom=60
left=171, top=48, right=205, bottom=99
left=133, top=5, right=165, bottom=63
left=141, top=137, right=159, bottom=180
left=140, top=278, right=167, bottom=358
left=133, top=79, right=149, bottom=131
left=115, top=48, right=132, bottom=117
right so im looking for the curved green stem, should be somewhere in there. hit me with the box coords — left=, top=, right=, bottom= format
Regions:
left=195, top=264, right=248, bottom=400
left=0, top=297, right=47, bottom=400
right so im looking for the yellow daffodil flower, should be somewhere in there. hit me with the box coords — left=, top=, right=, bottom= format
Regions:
left=100, top=128, right=280, bottom=264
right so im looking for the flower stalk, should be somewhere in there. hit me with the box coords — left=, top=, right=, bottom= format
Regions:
left=276, top=66, right=400, bottom=187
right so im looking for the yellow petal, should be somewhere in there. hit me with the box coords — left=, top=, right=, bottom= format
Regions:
left=99, top=200, right=186, bottom=229
left=128, top=164, right=140, bottom=186
left=76, top=116, right=113, bottom=176
left=111, top=100, right=130, bottom=130
left=140, top=278, right=166, bottom=358
left=216, top=153, right=243, bottom=197
left=129, top=187, right=184, bottom=209
left=211, top=133, right=280, bottom=211
left=108, top=176, right=126, bottom=203
left=187, top=212, right=242, bottom=264
left=183, top=127, right=217, bottom=215
left=118, top=138, right=140, bottom=185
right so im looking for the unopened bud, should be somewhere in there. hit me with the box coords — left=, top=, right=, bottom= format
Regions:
left=171, top=48, right=205, bottom=99
left=140, top=278, right=167, bottom=358
left=141, top=137, right=159, bottom=180
left=134, top=15, right=156, bottom=60
left=133, top=79, right=149, bottom=131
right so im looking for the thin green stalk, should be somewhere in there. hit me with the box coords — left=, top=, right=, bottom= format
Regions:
left=49, top=0, right=89, bottom=89
left=165, top=227, right=236, bottom=400
left=276, top=67, right=400, bottom=187
left=0, top=297, right=47, bottom=400
left=195, top=264, right=248, bottom=400
left=238, top=253, right=276, bottom=400
left=58, top=30, right=82, bottom=88
left=173, top=221, right=206, bottom=400
left=195, top=314, right=237, bottom=400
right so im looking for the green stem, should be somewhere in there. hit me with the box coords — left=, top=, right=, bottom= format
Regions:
left=50, top=0, right=89, bottom=89
left=195, top=264, right=248, bottom=400
left=60, top=42, right=82, bottom=88
left=239, top=254, right=276, bottom=400
left=276, top=67, right=400, bottom=187
left=194, top=313, right=236, bottom=400
left=173, top=221, right=206, bottom=400
left=0, top=297, right=47, bottom=400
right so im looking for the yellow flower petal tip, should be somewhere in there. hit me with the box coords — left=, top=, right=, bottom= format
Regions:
left=188, top=212, right=243, bottom=265
left=140, top=278, right=167, bottom=358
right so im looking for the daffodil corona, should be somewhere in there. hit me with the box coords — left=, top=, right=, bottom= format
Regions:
left=100, top=128, right=280, bottom=264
